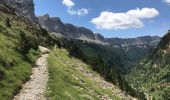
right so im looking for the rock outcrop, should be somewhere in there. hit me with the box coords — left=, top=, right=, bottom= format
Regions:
left=0, top=0, right=15, bottom=14
left=4, top=0, right=38, bottom=22
left=38, top=14, right=66, bottom=34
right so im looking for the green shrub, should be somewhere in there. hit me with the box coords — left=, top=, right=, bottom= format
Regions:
left=26, top=48, right=41, bottom=64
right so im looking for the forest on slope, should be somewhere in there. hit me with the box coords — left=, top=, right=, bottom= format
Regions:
left=127, top=31, right=170, bottom=99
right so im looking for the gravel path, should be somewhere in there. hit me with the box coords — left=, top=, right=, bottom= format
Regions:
left=13, top=53, right=49, bottom=100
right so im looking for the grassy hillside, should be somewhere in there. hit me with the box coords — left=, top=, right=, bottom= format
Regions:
left=46, top=40, right=146, bottom=99
left=127, top=31, right=170, bottom=100
left=0, top=28, right=33, bottom=99
left=47, top=48, right=138, bottom=100
left=0, top=8, right=55, bottom=99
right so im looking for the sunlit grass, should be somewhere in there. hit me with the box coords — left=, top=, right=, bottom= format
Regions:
left=47, top=48, right=120, bottom=100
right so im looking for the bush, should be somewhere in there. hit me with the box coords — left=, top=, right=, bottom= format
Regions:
left=26, top=48, right=41, bottom=64
left=0, top=69, right=4, bottom=81
left=5, top=18, right=11, bottom=28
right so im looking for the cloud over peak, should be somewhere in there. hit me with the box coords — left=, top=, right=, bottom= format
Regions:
left=91, top=8, right=159, bottom=30
left=62, top=0, right=88, bottom=16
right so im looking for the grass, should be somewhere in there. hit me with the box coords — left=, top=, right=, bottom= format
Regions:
left=0, top=12, right=41, bottom=99
left=47, top=48, right=120, bottom=100
left=0, top=31, right=32, bottom=99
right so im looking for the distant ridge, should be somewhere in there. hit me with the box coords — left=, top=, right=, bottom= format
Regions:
left=2, top=0, right=161, bottom=46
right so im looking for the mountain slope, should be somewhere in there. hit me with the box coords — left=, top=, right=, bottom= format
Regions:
left=0, top=4, right=57, bottom=99
left=47, top=48, right=135, bottom=100
left=127, top=31, right=170, bottom=100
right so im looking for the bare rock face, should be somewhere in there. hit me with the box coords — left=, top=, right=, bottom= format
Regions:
left=38, top=14, right=66, bottom=35
left=94, top=33, right=106, bottom=42
left=4, top=0, right=38, bottom=22
left=0, top=0, right=15, bottom=14
left=38, top=14, right=96, bottom=40
left=65, top=24, right=95, bottom=39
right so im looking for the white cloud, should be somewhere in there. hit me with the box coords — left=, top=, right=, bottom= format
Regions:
left=62, top=0, right=88, bottom=16
left=127, top=8, right=159, bottom=19
left=164, top=0, right=170, bottom=4
left=77, top=8, right=88, bottom=16
left=62, top=0, right=75, bottom=7
left=67, top=8, right=88, bottom=16
left=91, top=8, right=159, bottom=30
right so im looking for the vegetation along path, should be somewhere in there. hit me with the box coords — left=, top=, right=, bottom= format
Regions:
left=13, top=47, right=50, bottom=100
left=47, top=48, right=137, bottom=100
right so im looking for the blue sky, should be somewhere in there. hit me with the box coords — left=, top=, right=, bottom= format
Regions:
left=34, top=0, right=170, bottom=38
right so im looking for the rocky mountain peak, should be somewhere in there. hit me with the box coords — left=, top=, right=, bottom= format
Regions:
left=38, top=14, right=50, bottom=20
left=38, top=14, right=101, bottom=42
left=38, top=14, right=66, bottom=34
left=51, top=17, right=62, bottom=23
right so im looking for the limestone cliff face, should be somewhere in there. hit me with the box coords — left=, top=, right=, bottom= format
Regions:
left=107, top=36, right=160, bottom=47
left=4, top=0, right=38, bottom=22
